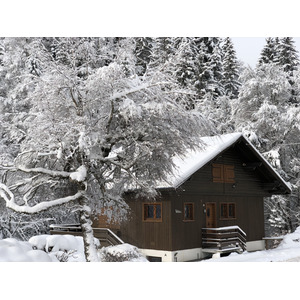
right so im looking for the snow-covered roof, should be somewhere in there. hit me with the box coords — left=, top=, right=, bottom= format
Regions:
left=157, top=132, right=291, bottom=193
left=158, top=132, right=242, bottom=188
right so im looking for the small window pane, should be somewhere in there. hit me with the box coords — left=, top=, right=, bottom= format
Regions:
left=184, top=203, right=194, bottom=220
left=221, top=204, right=228, bottom=218
left=228, top=204, right=235, bottom=218
left=148, top=205, right=154, bottom=218
left=156, top=204, right=161, bottom=219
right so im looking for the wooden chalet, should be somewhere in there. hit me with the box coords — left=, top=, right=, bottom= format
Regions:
left=105, top=132, right=291, bottom=261
left=52, top=132, right=291, bottom=261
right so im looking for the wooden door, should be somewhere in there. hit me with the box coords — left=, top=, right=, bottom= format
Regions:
left=206, top=203, right=216, bottom=228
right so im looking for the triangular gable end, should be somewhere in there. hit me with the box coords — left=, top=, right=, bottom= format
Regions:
left=157, top=133, right=291, bottom=195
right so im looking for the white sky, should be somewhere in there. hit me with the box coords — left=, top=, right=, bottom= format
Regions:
left=232, top=37, right=300, bottom=68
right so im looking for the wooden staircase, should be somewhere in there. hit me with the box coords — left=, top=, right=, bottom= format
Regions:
left=49, top=224, right=124, bottom=248
left=202, top=226, right=247, bottom=256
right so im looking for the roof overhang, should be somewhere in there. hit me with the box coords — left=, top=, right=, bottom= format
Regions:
left=156, top=132, right=291, bottom=195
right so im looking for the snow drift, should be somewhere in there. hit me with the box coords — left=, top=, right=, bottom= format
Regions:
left=0, top=234, right=147, bottom=262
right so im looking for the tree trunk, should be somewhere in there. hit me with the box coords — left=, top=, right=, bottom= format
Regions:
left=79, top=196, right=99, bottom=262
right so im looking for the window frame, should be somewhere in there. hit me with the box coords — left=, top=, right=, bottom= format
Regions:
left=183, top=202, right=195, bottom=222
left=143, top=203, right=163, bottom=222
left=220, top=202, right=236, bottom=220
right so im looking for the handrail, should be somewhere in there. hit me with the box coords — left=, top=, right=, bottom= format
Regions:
left=93, top=228, right=124, bottom=245
left=202, top=226, right=247, bottom=252
left=49, top=224, right=124, bottom=247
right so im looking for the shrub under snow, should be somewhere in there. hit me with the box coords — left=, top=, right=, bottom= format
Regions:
left=99, top=243, right=148, bottom=262
left=0, top=234, right=147, bottom=262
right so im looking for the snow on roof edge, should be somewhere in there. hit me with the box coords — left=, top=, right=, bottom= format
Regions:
left=157, top=132, right=292, bottom=194
left=157, top=132, right=243, bottom=189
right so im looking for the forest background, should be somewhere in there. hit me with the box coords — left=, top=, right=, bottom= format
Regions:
left=1, top=37, right=300, bottom=242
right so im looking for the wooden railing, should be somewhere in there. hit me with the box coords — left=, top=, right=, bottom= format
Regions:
left=202, top=226, right=247, bottom=253
left=93, top=228, right=124, bottom=247
left=49, top=224, right=124, bottom=247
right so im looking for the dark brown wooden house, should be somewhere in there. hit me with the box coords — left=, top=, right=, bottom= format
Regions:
left=100, top=133, right=291, bottom=261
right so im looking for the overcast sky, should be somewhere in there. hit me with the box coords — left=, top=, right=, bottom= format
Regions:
left=232, top=37, right=300, bottom=68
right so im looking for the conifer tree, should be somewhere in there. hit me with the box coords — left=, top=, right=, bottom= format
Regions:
left=149, top=37, right=175, bottom=67
left=193, top=37, right=224, bottom=100
left=258, top=37, right=277, bottom=65
left=277, top=37, right=300, bottom=103
left=174, top=38, right=197, bottom=88
left=134, top=37, right=153, bottom=75
left=222, top=37, right=240, bottom=99
left=277, top=37, right=299, bottom=75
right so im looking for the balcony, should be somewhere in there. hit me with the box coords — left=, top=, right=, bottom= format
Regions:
left=202, top=226, right=247, bottom=257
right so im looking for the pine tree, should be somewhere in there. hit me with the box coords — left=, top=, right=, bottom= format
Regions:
left=134, top=37, right=153, bottom=75
left=277, top=37, right=300, bottom=103
left=258, top=37, right=277, bottom=65
left=149, top=37, right=175, bottom=67
left=174, top=38, right=197, bottom=88
left=222, top=37, right=241, bottom=99
left=193, top=37, right=224, bottom=99
left=277, top=37, right=299, bottom=74
left=209, top=41, right=225, bottom=98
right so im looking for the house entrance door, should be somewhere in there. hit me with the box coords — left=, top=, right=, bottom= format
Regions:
left=206, top=203, right=216, bottom=228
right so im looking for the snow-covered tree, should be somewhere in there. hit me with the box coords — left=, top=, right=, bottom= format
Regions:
left=222, top=37, right=241, bottom=99
left=234, top=63, right=291, bottom=149
left=258, top=37, right=278, bottom=66
left=192, top=37, right=225, bottom=100
left=0, top=37, right=212, bottom=261
left=134, top=37, right=153, bottom=75
left=276, top=37, right=299, bottom=75
left=174, top=38, right=197, bottom=89
left=149, top=37, right=175, bottom=67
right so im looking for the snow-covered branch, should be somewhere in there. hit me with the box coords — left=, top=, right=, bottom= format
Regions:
left=0, top=181, right=85, bottom=214
left=16, top=166, right=71, bottom=178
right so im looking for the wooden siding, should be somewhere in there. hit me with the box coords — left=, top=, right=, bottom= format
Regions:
left=119, top=193, right=172, bottom=250
left=119, top=144, right=270, bottom=252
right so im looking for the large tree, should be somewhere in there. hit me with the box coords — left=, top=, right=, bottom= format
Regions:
left=0, top=37, right=212, bottom=261
left=222, top=37, right=241, bottom=99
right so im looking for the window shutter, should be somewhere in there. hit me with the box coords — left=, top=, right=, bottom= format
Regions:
left=224, top=165, right=235, bottom=183
left=212, top=164, right=224, bottom=182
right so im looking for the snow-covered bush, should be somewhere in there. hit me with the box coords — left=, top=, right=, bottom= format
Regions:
left=29, top=234, right=100, bottom=262
left=99, top=243, right=148, bottom=262
left=0, top=238, right=55, bottom=262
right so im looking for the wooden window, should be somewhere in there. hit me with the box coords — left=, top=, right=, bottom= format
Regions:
left=212, top=164, right=235, bottom=183
left=143, top=203, right=162, bottom=222
left=220, top=203, right=236, bottom=219
left=184, top=203, right=194, bottom=221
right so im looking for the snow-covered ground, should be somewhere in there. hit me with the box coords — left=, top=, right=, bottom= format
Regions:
left=0, top=234, right=147, bottom=262
left=203, top=226, right=300, bottom=262
left=1, top=227, right=300, bottom=262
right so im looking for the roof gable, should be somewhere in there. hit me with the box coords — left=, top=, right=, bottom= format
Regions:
left=157, top=132, right=291, bottom=195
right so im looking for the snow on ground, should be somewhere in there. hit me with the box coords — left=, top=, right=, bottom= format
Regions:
left=0, top=238, right=55, bottom=262
left=0, top=234, right=147, bottom=262
left=203, top=226, right=300, bottom=262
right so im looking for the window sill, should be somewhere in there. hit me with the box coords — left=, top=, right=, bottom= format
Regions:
left=143, top=219, right=162, bottom=223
